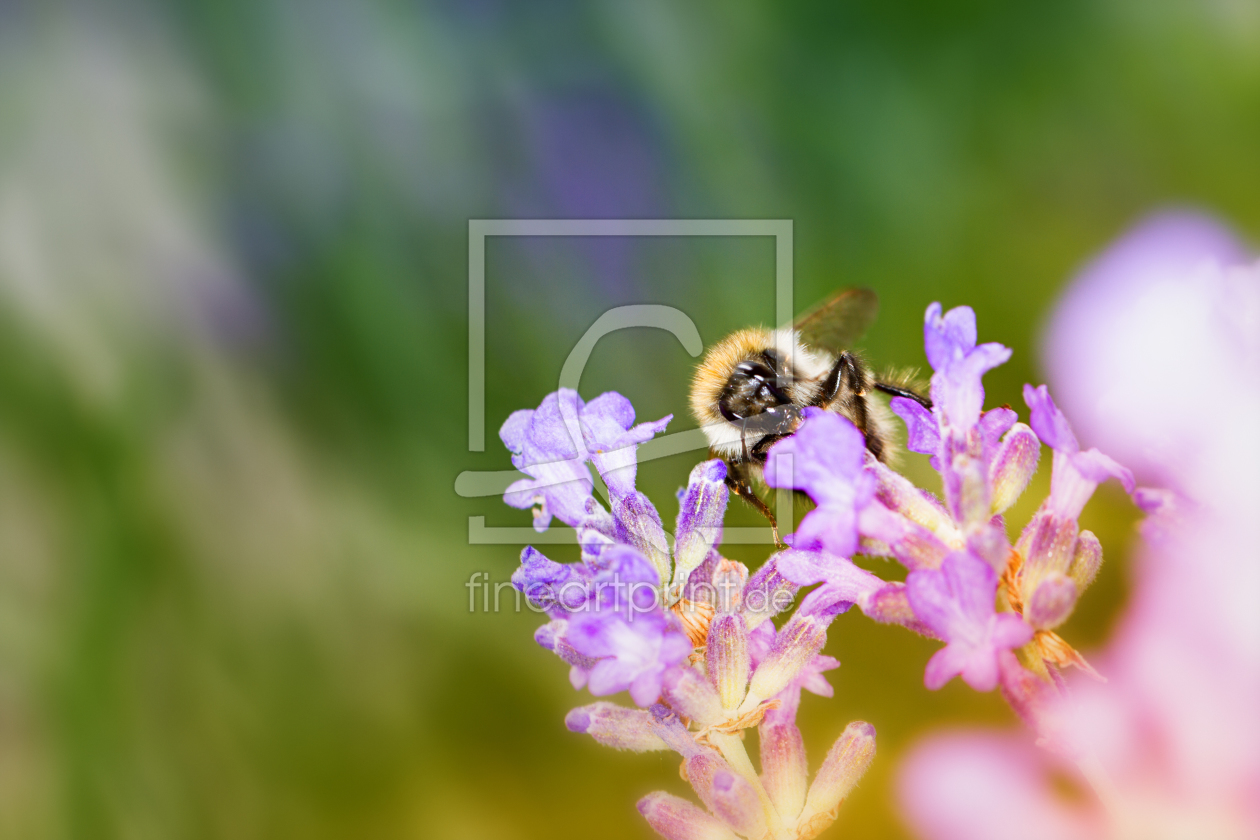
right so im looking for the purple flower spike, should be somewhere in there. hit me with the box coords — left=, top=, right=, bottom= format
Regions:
left=1024, top=384, right=1135, bottom=518
left=764, top=408, right=876, bottom=558
left=906, top=551, right=1033, bottom=691
left=924, top=303, right=1013, bottom=430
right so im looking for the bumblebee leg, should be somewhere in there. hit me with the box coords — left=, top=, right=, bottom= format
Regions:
left=723, top=462, right=784, bottom=548
left=819, top=353, right=885, bottom=460
left=873, top=381, right=932, bottom=410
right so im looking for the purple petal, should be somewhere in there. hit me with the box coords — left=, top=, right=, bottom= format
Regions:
left=764, top=409, right=873, bottom=507
left=793, top=502, right=860, bottom=558
left=924, top=643, right=971, bottom=690
left=924, top=302, right=978, bottom=370
left=1071, top=449, right=1136, bottom=493
left=945, top=550, right=1000, bottom=625
left=906, top=565, right=959, bottom=639
left=978, top=407, right=1019, bottom=449
left=934, top=342, right=1012, bottom=430
left=790, top=555, right=883, bottom=620
left=774, top=549, right=835, bottom=587
left=906, top=551, right=1000, bottom=644
left=959, top=645, right=1002, bottom=692
left=498, top=408, right=533, bottom=453
left=580, top=392, right=637, bottom=441
left=891, top=396, right=941, bottom=455
left=765, top=411, right=875, bottom=557
left=512, top=546, right=589, bottom=613
left=1022, top=384, right=1077, bottom=454
left=990, top=613, right=1035, bottom=650
left=580, top=392, right=670, bottom=495
left=527, top=389, right=585, bottom=461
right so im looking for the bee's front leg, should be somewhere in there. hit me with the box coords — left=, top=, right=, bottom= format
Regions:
left=723, top=459, right=784, bottom=549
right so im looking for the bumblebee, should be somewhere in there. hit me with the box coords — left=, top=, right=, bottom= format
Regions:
left=689, top=288, right=930, bottom=538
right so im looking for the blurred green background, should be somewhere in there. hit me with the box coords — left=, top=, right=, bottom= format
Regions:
left=0, top=2, right=1256, bottom=838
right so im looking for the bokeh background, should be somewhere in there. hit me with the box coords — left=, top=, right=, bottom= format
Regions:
left=0, top=2, right=1256, bottom=838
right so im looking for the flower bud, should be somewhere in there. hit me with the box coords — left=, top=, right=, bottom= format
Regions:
left=798, top=721, right=876, bottom=836
left=990, top=423, right=1040, bottom=514
left=1018, top=511, right=1079, bottom=578
left=683, top=752, right=733, bottom=811
left=1069, top=530, right=1103, bottom=592
left=760, top=719, right=808, bottom=822
left=637, top=791, right=739, bottom=840
left=673, top=460, right=729, bottom=588
left=743, top=557, right=798, bottom=629
left=858, top=583, right=941, bottom=639
left=746, top=615, right=826, bottom=705
left=662, top=662, right=723, bottom=726
left=870, top=458, right=958, bottom=537
left=943, top=429, right=992, bottom=528
left=711, top=558, right=748, bottom=615
left=612, top=491, right=671, bottom=586
left=648, top=704, right=703, bottom=756
left=1025, top=573, right=1079, bottom=630
left=706, top=614, right=750, bottom=710
left=564, top=703, right=669, bottom=752
left=711, top=771, right=768, bottom=838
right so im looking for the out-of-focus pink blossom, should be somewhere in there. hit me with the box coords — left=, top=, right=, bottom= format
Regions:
left=1042, top=210, right=1257, bottom=499
left=900, top=211, right=1260, bottom=840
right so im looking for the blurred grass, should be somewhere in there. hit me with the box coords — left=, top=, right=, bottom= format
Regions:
left=0, top=1, right=1254, bottom=838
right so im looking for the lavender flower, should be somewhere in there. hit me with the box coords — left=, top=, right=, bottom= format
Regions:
left=1007, top=385, right=1135, bottom=635
left=500, top=388, right=883, bottom=838
left=494, top=273, right=1163, bottom=839
left=921, top=301, right=1013, bottom=432
left=766, top=301, right=1140, bottom=702
left=565, top=553, right=876, bottom=840
left=501, top=388, right=670, bottom=530
left=906, top=551, right=1032, bottom=691
left=763, top=407, right=875, bottom=558
left=1023, top=384, right=1134, bottom=521
left=506, top=392, right=730, bottom=710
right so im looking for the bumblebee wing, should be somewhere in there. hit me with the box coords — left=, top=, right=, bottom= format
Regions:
left=793, top=287, right=879, bottom=352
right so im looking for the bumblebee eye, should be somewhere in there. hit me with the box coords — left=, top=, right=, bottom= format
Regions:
left=718, top=359, right=791, bottom=423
